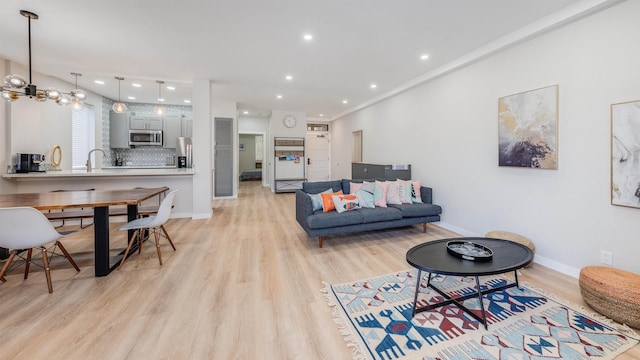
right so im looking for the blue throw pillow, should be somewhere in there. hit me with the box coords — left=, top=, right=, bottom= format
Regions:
left=309, top=189, right=333, bottom=211
left=355, top=190, right=375, bottom=208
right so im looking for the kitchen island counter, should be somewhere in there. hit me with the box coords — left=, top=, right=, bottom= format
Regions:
left=2, top=168, right=195, bottom=218
left=2, top=167, right=195, bottom=179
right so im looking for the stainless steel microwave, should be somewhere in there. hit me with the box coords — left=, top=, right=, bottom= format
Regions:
left=129, top=130, right=163, bottom=146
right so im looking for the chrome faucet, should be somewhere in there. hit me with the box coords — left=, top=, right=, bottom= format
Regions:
left=86, top=148, right=106, bottom=172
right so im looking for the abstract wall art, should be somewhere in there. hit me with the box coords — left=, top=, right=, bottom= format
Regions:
left=498, top=85, right=559, bottom=169
left=611, top=99, right=640, bottom=208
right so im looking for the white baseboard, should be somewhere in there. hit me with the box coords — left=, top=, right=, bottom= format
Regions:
left=191, top=212, right=212, bottom=220
left=437, top=222, right=579, bottom=279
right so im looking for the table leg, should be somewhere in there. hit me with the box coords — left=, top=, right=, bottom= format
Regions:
left=93, top=206, right=110, bottom=277
left=127, top=204, right=137, bottom=239
left=412, top=269, right=422, bottom=316
left=474, top=276, right=488, bottom=330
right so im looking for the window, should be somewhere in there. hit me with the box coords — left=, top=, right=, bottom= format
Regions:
left=72, top=106, right=95, bottom=169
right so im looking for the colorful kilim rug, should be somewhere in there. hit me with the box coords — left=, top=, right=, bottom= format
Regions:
left=323, top=269, right=639, bottom=360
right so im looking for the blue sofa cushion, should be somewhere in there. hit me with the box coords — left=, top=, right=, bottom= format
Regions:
left=303, top=180, right=342, bottom=194
left=359, top=207, right=403, bottom=223
left=388, top=203, right=443, bottom=218
left=306, top=206, right=404, bottom=229
left=307, top=209, right=363, bottom=229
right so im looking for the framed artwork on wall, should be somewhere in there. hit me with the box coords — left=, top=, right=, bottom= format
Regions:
left=239, top=141, right=245, bottom=151
left=611, top=99, right=640, bottom=208
left=498, top=85, right=559, bottom=169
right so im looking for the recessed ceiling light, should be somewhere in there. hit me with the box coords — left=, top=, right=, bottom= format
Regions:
left=127, top=96, right=136, bottom=100
left=285, top=75, right=293, bottom=81
left=166, top=86, right=175, bottom=90
left=303, top=33, right=313, bottom=41
left=243, top=111, right=249, bottom=114
left=158, top=98, right=165, bottom=102
left=132, top=83, right=141, bottom=87
left=342, top=100, right=348, bottom=104
left=370, top=84, right=377, bottom=89
left=319, top=114, right=324, bottom=117
left=420, top=54, right=429, bottom=60
left=94, top=80, right=104, bottom=85
left=277, top=94, right=283, bottom=99
left=183, top=99, right=191, bottom=104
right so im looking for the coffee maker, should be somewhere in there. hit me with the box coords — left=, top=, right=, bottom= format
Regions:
left=15, top=153, right=45, bottom=173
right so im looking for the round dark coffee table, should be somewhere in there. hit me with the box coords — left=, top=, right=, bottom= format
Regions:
left=406, top=237, right=533, bottom=329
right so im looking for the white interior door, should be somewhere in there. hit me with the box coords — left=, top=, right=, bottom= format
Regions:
left=306, top=134, right=330, bottom=182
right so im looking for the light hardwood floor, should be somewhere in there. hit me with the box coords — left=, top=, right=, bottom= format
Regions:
left=1, top=181, right=638, bottom=359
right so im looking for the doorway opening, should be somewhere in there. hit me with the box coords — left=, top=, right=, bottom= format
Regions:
left=238, top=133, right=265, bottom=186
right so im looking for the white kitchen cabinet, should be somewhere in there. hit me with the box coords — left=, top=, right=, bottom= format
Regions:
left=109, top=111, right=130, bottom=148
left=130, top=116, right=163, bottom=130
left=163, top=115, right=182, bottom=148
left=147, top=117, right=163, bottom=130
left=130, top=116, right=146, bottom=130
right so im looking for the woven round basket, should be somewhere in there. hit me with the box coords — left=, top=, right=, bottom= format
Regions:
left=485, top=230, right=535, bottom=253
left=579, top=266, right=640, bottom=329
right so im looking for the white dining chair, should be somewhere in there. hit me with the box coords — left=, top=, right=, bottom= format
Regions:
left=118, top=189, right=178, bottom=270
left=0, top=207, right=80, bottom=293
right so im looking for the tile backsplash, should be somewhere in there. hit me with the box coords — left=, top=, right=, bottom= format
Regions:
left=111, top=146, right=176, bottom=166
left=102, top=98, right=192, bottom=166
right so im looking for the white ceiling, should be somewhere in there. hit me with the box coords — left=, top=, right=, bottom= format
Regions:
left=0, top=0, right=617, bottom=120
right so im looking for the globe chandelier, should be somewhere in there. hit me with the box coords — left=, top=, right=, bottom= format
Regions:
left=112, top=76, right=128, bottom=113
left=1, top=10, right=86, bottom=111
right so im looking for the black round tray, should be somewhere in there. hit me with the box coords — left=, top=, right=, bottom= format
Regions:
left=446, top=241, right=493, bottom=262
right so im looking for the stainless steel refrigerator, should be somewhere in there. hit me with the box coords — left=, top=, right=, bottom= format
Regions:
left=176, top=137, right=192, bottom=168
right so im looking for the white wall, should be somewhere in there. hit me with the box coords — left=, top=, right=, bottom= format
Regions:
left=330, top=1, right=640, bottom=276
left=4, top=62, right=104, bottom=171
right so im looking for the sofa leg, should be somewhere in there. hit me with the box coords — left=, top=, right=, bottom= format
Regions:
left=318, top=236, right=323, bottom=248
left=423, top=223, right=427, bottom=233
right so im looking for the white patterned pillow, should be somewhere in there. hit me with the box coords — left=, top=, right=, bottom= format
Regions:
left=412, top=181, right=423, bottom=203
left=397, top=179, right=413, bottom=204
left=332, top=194, right=361, bottom=213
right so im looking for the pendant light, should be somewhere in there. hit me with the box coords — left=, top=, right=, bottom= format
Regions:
left=1, top=10, right=81, bottom=107
left=155, top=80, right=165, bottom=115
left=112, top=76, right=128, bottom=113
left=70, top=72, right=86, bottom=111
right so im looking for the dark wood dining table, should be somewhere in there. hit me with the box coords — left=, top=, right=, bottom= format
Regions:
left=0, top=186, right=169, bottom=277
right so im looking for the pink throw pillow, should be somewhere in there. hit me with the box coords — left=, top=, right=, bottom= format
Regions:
left=386, top=181, right=402, bottom=205
left=374, top=180, right=389, bottom=207
left=350, top=182, right=363, bottom=194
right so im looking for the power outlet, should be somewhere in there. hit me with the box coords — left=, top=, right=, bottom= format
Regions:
left=600, top=250, right=613, bottom=266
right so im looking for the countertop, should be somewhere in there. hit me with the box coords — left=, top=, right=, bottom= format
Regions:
left=2, top=167, right=195, bottom=179
left=102, top=166, right=177, bottom=169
